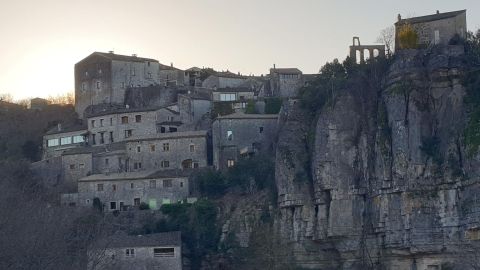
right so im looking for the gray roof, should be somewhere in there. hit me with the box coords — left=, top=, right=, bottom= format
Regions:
left=396, top=10, right=466, bottom=25
left=79, top=169, right=192, bottom=182
left=125, top=130, right=208, bottom=142
left=89, top=52, right=159, bottom=63
left=62, top=142, right=126, bottom=156
left=97, top=231, right=181, bottom=249
left=158, top=121, right=183, bottom=126
left=213, top=87, right=254, bottom=93
left=271, top=68, right=302, bottom=75
left=178, top=92, right=211, bottom=101
left=84, top=103, right=160, bottom=118
left=210, top=71, right=246, bottom=79
left=215, top=112, right=278, bottom=120
left=45, top=122, right=87, bottom=135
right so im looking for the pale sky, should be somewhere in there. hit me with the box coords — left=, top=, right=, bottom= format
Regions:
left=0, top=0, right=479, bottom=100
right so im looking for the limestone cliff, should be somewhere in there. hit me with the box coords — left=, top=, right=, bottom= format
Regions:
left=272, top=46, right=480, bottom=269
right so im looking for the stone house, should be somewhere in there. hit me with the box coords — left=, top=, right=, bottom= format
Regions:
left=30, top=97, right=49, bottom=111
left=184, top=67, right=202, bottom=86
left=76, top=169, right=191, bottom=211
left=85, top=104, right=173, bottom=146
left=202, top=71, right=247, bottom=89
left=177, top=92, right=212, bottom=128
left=395, top=10, right=467, bottom=48
left=212, top=113, right=278, bottom=170
left=89, top=231, right=182, bottom=270
left=125, top=130, right=209, bottom=172
left=159, top=63, right=185, bottom=86
left=42, top=123, right=87, bottom=159
left=75, top=52, right=161, bottom=117
left=269, top=67, right=303, bottom=97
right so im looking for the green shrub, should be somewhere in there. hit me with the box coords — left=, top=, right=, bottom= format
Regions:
left=196, top=169, right=227, bottom=198
left=264, top=98, right=282, bottom=114
left=139, top=202, right=150, bottom=210
left=245, top=100, right=256, bottom=114
left=212, top=102, right=234, bottom=118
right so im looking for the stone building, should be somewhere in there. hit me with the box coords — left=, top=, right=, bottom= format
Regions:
left=75, top=52, right=161, bottom=118
left=159, top=63, right=185, bottom=86
left=184, top=67, right=202, bottom=86
left=212, top=113, right=278, bottom=170
left=42, top=123, right=87, bottom=159
left=395, top=10, right=467, bottom=48
left=89, top=231, right=182, bottom=270
left=125, top=130, right=209, bottom=172
left=202, top=71, right=247, bottom=89
left=75, top=169, right=191, bottom=211
left=30, top=97, right=49, bottom=111
left=269, top=67, right=303, bottom=98
left=177, top=92, right=212, bottom=129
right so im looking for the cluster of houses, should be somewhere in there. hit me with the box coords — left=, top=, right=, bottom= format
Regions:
left=27, top=9, right=468, bottom=270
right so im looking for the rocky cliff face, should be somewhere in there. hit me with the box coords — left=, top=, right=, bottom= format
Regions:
left=270, top=46, right=480, bottom=270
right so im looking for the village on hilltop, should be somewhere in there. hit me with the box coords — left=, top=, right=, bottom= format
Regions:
left=17, top=9, right=468, bottom=269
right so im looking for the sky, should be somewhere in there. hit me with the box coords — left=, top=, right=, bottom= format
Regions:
left=0, top=0, right=479, bottom=100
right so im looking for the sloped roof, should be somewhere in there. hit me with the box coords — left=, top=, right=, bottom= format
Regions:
left=78, top=169, right=191, bottom=182
left=84, top=103, right=160, bottom=118
left=95, top=231, right=181, bottom=249
left=270, top=68, right=302, bottom=75
left=396, top=10, right=466, bottom=25
left=213, top=87, right=254, bottom=93
left=62, top=142, right=126, bottom=156
left=215, top=112, right=278, bottom=120
left=91, top=52, right=159, bottom=63
left=45, top=122, right=87, bottom=135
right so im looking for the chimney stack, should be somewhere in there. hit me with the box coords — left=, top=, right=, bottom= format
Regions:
left=436, top=10, right=440, bottom=14
left=397, top=14, right=402, bottom=22
left=108, top=50, right=114, bottom=54
left=132, top=54, right=137, bottom=57
left=171, top=62, right=173, bottom=67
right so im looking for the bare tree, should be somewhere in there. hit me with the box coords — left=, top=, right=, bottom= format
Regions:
left=0, top=93, right=13, bottom=102
left=48, top=92, right=75, bottom=105
left=376, top=26, right=395, bottom=56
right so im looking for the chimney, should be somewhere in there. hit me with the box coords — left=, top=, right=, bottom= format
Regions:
left=57, top=123, right=62, bottom=132
left=397, top=14, right=402, bottom=22
left=108, top=50, right=114, bottom=54
left=436, top=10, right=440, bottom=14
left=273, top=64, right=276, bottom=69
left=132, top=54, right=137, bottom=57
left=171, top=62, right=173, bottom=67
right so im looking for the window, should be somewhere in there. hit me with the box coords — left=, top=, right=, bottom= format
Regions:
left=163, top=179, right=173, bottom=188
left=189, top=144, right=195, bottom=152
left=100, top=119, right=104, bottom=127
left=61, top=137, right=72, bottom=145
left=110, top=202, right=117, bottom=210
left=131, top=69, right=135, bottom=76
left=125, top=248, right=135, bottom=257
left=162, top=198, right=171, bottom=205
left=161, top=160, right=170, bottom=168
left=137, top=146, right=141, bottom=153
left=47, top=139, right=59, bottom=147
left=150, top=145, right=156, bottom=152
left=96, top=81, right=101, bottom=90
left=134, top=198, right=140, bottom=206
left=105, top=158, right=109, bottom=165
left=169, top=127, right=177, bottom=132
left=100, top=132, right=105, bottom=144
left=180, top=181, right=184, bottom=188
left=70, top=164, right=75, bottom=170
left=92, top=134, right=96, bottom=145
left=135, top=115, right=142, bottom=123
left=259, top=127, right=264, bottom=133
left=153, top=248, right=175, bottom=257
left=130, top=183, right=134, bottom=189
left=109, top=131, right=114, bottom=143
left=91, top=120, right=95, bottom=128
left=124, top=130, right=133, bottom=138
left=227, top=130, right=233, bottom=141
left=121, top=116, right=129, bottom=124
left=193, top=162, right=199, bottom=168
left=227, top=159, right=235, bottom=168
left=220, top=93, right=236, bottom=101
left=147, top=72, right=152, bottom=78
left=85, top=71, right=88, bottom=77
left=79, top=163, right=85, bottom=168
left=110, top=118, right=113, bottom=126
left=97, top=184, right=104, bottom=191
left=121, top=82, right=125, bottom=89
left=434, top=30, right=440, bottom=44
left=150, top=180, right=156, bottom=188
left=73, top=136, right=84, bottom=144
left=133, top=162, right=142, bottom=170
left=82, top=83, right=86, bottom=91
left=112, top=184, right=116, bottom=191
left=98, top=68, right=102, bottom=75
left=163, top=143, right=170, bottom=152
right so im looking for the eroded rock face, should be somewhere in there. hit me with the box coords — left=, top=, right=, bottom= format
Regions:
left=273, top=46, right=480, bottom=269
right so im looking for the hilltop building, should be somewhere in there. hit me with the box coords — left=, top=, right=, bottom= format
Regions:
left=269, top=67, right=303, bottom=98
left=395, top=10, right=467, bottom=48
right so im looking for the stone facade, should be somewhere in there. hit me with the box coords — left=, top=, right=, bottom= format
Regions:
left=125, top=130, right=209, bottom=172
left=269, top=68, right=303, bottom=98
left=77, top=170, right=191, bottom=211
left=202, top=73, right=247, bottom=89
left=75, top=52, right=161, bottom=118
left=30, top=97, right=48, bottom=111
left=177, top=93, right=212, bottom=128
left=89, top=232, right=182, bottom=270
left=212, top=113, right=278, bottom=170
left=395, top=10, right=467, bottom=48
